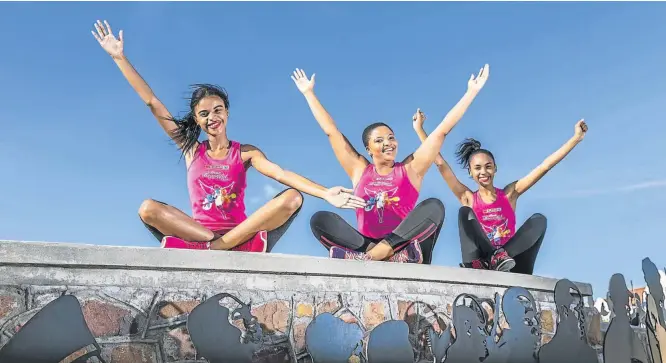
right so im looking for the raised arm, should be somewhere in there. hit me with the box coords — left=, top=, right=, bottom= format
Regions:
left=291, top=69, right=369, bottom=184
left=242, top=145, right=366, bottom=210
left=412, top=109, right=472, bottom=205
left=506, top=120, right=588, bottom=198
left=91, top=21, right=186, bottom=150
left=405, top=64, right=489, bottom=180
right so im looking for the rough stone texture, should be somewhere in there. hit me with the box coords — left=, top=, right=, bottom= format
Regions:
left=108, top=344, right=158, bottom=363
left=82, top=299, right=133, bottom=337
left=541, top=309, right=555, bottom=334
left=0, top=240, right=603, bottom=363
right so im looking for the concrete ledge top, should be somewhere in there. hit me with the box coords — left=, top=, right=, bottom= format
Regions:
left=0, top=240, right=592, bottom=296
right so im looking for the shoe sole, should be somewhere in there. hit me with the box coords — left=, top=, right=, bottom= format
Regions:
left=495, top=258, right=516, bottom=272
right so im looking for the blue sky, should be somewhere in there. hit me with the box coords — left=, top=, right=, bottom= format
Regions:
left=1, top=2, right=665, bottom=298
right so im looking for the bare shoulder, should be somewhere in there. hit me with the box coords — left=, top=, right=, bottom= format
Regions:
left=503, top=181, right=519, bottom=201
left=239, top=143, right=264, bottom=164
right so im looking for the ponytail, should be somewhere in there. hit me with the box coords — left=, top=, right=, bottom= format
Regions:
left=168, top=113, right=201, bottom=159
left=455, top=138, right=495, bottom=170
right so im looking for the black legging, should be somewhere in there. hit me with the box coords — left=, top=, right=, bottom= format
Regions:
left=310, top=198, right=445, bottom=264
left=458, top=206, right=546, bottom=274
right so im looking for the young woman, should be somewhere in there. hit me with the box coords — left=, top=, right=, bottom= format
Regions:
left=291, top=65, right=490, bottom=264
left=92, top=20, right=365, bottom=252
left=413, top=109, right=588, bottom=273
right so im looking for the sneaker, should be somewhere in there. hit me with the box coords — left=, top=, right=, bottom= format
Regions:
left=329, top=246, right=372, bottom=261
left=489, top=248, right=516, bottom=272
left=161, top=236, right=210, bottom=250
left=388, top=241, right=423, bottom=264
left=231, top=230, right=268, bottom=253
left=460, top=259, right=488, bottom=269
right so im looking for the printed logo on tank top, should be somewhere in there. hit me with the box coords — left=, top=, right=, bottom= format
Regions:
left=479, top=207, right=512, bottom=246
left=198, top=164, right=238, bottom=220
left=362, top=176, right=402, bottom=224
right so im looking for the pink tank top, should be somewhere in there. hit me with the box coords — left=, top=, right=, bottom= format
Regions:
left=471, top=188, right=516, bottom=248
left=187, top=141, right=248, bottom=232
left=354, top=162, right=419, bottom=239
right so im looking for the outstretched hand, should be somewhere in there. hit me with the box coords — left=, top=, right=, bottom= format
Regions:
left=91, top=20, right=124, bottom=59
left=574, top=119, right=588, bottom=141
left=291, top=68, right=315, bottom=94
left=467, top=64, right=490, bottom=93
left=412, top=108, right=426, bottom=129
left=323, top=187, right=366, bottom=209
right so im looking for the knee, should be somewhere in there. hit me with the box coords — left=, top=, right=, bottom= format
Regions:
left=138, top=199, right=163, bottom=223
left=421, top=198, right=445, bottom=219
left=277, top=189, right=304, bottom=214
left=529, top=213, right=548, bottom=230
left=458, top=206, right=474, bottom=221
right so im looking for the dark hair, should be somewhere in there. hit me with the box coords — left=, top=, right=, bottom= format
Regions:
left=361, top=122, right=394, bottom=148
left=169, top=84, right=230, bottom=158
left=454, top=138, right=495, bottom=170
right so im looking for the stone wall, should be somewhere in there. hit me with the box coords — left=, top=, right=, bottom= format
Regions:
left=0, top=240, right=600, bottom=363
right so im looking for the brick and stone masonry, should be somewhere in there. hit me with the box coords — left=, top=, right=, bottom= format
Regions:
left=0, top=240, right=646, bottom=362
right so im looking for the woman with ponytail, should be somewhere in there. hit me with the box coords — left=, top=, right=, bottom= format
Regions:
left=92, top=20, right=365, bottom=252
left=413, top=109, right=588, bottom=274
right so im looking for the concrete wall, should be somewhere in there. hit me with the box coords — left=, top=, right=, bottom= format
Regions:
left=0, top=240, right=600, bottom=363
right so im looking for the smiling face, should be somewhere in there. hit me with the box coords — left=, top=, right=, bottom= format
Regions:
left=468, top=152, right=497, bottom=187
left=365, top=125, right=398, bottom=162
left=194, top=95, right=229, bottom=137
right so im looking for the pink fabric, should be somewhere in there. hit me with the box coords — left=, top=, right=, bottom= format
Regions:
left=471, top=187, right=517, bottom=248
left=161, top=231, right=267, bottom=252
left=187, top=141, right=248, bottom=232
left=353, top=162, right=419, bottom=239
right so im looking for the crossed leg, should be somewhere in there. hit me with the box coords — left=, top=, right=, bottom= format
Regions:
left=139, top=188, right=303, bottom=251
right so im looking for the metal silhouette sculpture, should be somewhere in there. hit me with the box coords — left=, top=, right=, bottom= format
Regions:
left=366, top=320, right=413, bottom=362
left=187, top=293, right=263, bottom=363
left=603, top=273, right=649, bottom=363
left=485, top=287, right=540, bottom=363
left=643, top=258, right=666, bottom=363
left=538, top=279, right=597, bottom=363
left=440, top=293, right=489, bottom=363
left=304, top=312, right=364, bottom=363
left=0, top=295, right=106, bottom=363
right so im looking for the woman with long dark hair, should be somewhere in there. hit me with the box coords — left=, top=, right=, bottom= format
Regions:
left=291, top=65, right=489, bottom=264
left=92, top=20, right=365, bottom=252
left=413, top=109, right=588, bottom=274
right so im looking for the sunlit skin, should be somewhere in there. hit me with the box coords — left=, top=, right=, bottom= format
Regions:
left=194, top=96, right=228, bottom=139
left=468, top=153, right=497, bottom=189
left=365, top=126, right=399, bottom=174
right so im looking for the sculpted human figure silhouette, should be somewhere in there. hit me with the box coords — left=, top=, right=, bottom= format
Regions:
left=186, top=293, right=262, bottom=363
left=538, top=279, right=597, bottom=363
left=484, top=287, right=540, bottom=363
left=604, top=274, right=649, bottom=363
left=442, top=294, right=489, bottom=363
left=643, top=258, right=666, bottom=363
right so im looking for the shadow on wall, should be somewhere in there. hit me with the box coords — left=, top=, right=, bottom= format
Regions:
left=0, top=258, right=664, bottom=363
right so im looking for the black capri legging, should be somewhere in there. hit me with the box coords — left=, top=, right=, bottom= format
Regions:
left=310, top=198, right=445, bottom=264
left=458, top=206, right=547, bottom=274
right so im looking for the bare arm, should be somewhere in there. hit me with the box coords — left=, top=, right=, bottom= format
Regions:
left=291, top=69, right=368, bottom=184
left=406, top=64, right=489, bottom=180
left=506, top=119, right=588, bottom=198
left=243, top=145, right=366, bottom=209
left=92, top=21, right=191, bottom=154
left=413, top=111, right=472, bottom=204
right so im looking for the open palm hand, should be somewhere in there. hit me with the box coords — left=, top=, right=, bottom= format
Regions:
left=91, top=20, right=124, bottom=59
left=291, top=68, right=315, bottom=94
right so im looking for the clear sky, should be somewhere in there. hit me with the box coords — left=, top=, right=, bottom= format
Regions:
left=1, top=2, right=665, bottom=298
